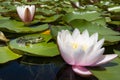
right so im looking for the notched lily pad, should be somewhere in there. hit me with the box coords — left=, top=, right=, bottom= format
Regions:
left=9, top=33, right=59, bottom=57
left=0, top=19, right=49, bottom=33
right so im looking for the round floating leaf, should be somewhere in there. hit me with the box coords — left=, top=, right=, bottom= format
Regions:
left=70, top=19, right=120, bottom=36
left=63, top=11, right=101, bottom=23
left=0, top=46, right=21, bottom=64
left=114, top=50, right=120, bottom=56
left=91, top=58, right=120, bottom=80
left=9, top=33, right=59, bottom=57
left=0, top=19, right=49, bottom=33
left=70, top=19, right=120, bottom=45
left=108, top=6, right=120, bottom=12
left=99, top=35, right=120, bottom=43
left=35, top=14, right=63, bottom=23
left=108, top=21, right=120, bottom=25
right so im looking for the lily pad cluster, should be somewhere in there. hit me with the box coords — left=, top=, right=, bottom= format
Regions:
left=0, top=0, right=120, bottom=78
left=0, top=0, right=119, bottom=60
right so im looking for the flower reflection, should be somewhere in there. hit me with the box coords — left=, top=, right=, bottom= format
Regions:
left=56, top=64, right=98, bottom=80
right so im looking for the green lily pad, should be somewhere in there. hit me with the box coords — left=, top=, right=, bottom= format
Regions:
left=114, top=49, right=120, bottom=56
left=70, top=19, right=120, bottom=36
left=69, top=19, right=120, bottom=44
left=92, top=17, right=106, bottom=26
left=35, top=14, right=63, bottom=23
left=99, top=35, right=120, bottom=43
left=63, top=11, right=101, bottom=23
left=0, top=46, right=21, bottom=64
left=91, top=58, right=120, bottom=80
left=9, top=33, right=59, bottom=57
left=0, top=19, right=49, bottom=33
left=108, top=21, right=120, bottom=25
left=108, top=6, right=120, bottom=12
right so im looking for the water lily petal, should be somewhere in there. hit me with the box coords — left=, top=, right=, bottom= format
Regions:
left=94, top=38, right=104, bottom=51
left=28, top=5, right=35, bottom=20
left=17, top=6, right=25, bottom=21
left=94, top=54, right=118, bottom=66
left=89, top=33, right=98, bottom=45
left=87, top=48, right=105, bottom=66
left=81, top=30, right=89, bottom=39
left=72, top=28, right=80, bottom=39
left=59, top=30, right=73, bottom=43
left=60, top=44, right=75, bottom=65
left=74, top=47, right=85, bottom=65
left=16, top=5, right=35, bottom=23
left=72, top=66, right=92, bottom=75
left=57, top=31, right=74, bottom=65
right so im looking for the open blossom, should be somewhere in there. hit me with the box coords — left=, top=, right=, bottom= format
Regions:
left=16, top=5, right=35, bottom=23
left=57, top=28, right=118, bottom=76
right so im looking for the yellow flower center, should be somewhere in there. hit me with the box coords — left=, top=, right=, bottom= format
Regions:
left=82, top=45, right=88, bottom=51
left=72, top=42, right=88, bottom=51
left=72, top=43, right=78, bottom=49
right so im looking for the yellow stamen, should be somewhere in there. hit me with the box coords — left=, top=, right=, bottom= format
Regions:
left=72, top=43, right=78, bottom=49
left=82, top=45, right=87, bottom=51
left=42, top=30, right=50, bottom=35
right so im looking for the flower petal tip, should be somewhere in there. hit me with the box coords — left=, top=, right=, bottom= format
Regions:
left=95, top=54, right=118, bottom=66
left=72, top=66, right=92, bottom=76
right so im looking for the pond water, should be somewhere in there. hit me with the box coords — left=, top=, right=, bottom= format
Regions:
left=0, top=56, right=98, bottom=80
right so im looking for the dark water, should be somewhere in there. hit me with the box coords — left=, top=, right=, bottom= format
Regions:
left=0, top=56, right=98, bottom=80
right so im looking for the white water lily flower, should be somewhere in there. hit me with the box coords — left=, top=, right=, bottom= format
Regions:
left=16, top=5, right=35, bottom=23
left=57, top=28, right=118, bottom=76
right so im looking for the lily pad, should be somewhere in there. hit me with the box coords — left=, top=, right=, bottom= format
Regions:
left=63, top=11, right=101, bottom=23
left=108, top=6, right=120, bottom=12
left=91, top=58, right=120, bottom=80
left=9, top=33, right=59, bottom=57
left=0, top=46, right=21, bottom=64
left=108, top=21, right=120, bottom=25
left=35, top=14, right=63, bottom=23
left=99, top=35, right=120, bottom=43
left=114, top=49, right=120, bottom=56
left=70, top=19, right=120, bottom=35
left=0, top=19, right=49, bottom=33
left=70, top=19, right=120, bottom=44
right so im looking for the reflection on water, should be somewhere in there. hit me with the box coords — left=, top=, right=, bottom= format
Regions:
left=0, top=56, right=98, bottom=80
left=56, top=65, right=98, bottom=80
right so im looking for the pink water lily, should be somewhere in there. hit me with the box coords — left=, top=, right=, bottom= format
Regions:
left=16, top=5, right=35, bottom=23
left=57, top=28, right=118, bottom=76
